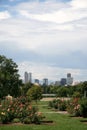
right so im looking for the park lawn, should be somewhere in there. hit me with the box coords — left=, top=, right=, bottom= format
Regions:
left=0, top=101, right=87, bottom=130
left=0, top=114, right=87, bottom=130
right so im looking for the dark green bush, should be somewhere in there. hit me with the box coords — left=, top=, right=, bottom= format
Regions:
left=80, top=98, right=87, bottom=118
left=23, top=117, right=31, bottom=124
left=12, top=118, right=20, bottom=123
left=49, top=99, right=67, bottom=111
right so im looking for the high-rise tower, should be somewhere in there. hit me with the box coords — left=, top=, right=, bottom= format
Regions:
left=24, top=72, right=28, bottom=83
left=66, top=73, right=73, bottom=86
left=28, top=72, right=32, bottom=83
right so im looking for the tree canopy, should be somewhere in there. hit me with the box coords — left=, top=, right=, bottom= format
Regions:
left=27, top=85, right=42, bottom=102
left=0, top=55, right=22, bottom=98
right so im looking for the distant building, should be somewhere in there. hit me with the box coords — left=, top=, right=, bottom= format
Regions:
left=24, top=72, right=32, bottom=83
left=43, top=78, right=48, bottom=86
left=67, top=73, right=71, bottom=78
left=60, top=78, right=66, bottom=86
left=55, top=81, right=61, bottom=86
left=35, top=79, right=39, bottom=84
left=24, top=72, right=28, bottom=83
left=28, top=72, right=32, bottom=83
left=66, top=73, right=73, bottom=86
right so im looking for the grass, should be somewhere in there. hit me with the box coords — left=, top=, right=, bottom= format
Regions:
left=0, top=101, right=87, bottom=130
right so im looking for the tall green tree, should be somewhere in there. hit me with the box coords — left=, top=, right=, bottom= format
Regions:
left=0, top=55, right=22, bottom=98
left=81, top=81, right=87, bottom=97
left=27, top=85, right=42, bottom=102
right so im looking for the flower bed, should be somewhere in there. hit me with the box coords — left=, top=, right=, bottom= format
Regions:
left=48, top=97, right=87, bottom=118
left=67, top=98, right=87, bottom=118
left=0, top=96, right=44, bottom=124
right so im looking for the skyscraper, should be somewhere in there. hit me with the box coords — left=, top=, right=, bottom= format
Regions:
left=28, top=72, right=32, bottom=83
left=24, top=72, right=28, bottom=83
left=24, top=72, right=32, bottom=83
left=67, top=73, right=71, bottom=78
left=43, top=78, right=48, bottom=86
left=66, top=73, right=73, bottom=86
left=60, top=78, right=66, bottom=86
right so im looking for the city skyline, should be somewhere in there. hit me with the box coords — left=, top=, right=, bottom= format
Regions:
left=23, top=71, right=74, bottom=86
left=0, top=0, right=87, bottom=82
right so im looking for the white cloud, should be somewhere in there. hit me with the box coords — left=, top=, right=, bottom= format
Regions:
left=20, top=8, right=87, bottom=24
left=15, top=1, right=67, bottom=14
left=18, top=0, right=87, bottom=24
left=0, top=17, right=87, bottom=55
left=0, top=11, right=11, bottom=20
left=70, top=0, right=87, bottom=9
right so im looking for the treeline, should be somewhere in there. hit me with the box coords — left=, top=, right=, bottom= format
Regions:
left=42, top=82, right=87, bottom=98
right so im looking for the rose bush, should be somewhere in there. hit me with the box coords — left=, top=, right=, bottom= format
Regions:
left=0, top=96, right=44, bottom=124
left=49, top=99, right=67, bottom=111
left=67, top=98, right=81, bottom=117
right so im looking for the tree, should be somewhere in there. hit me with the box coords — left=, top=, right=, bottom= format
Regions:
left=21, top=82, right=33, bottom=96
left=27, top=85, right=42, bottom=102
left=81, top=81, right=87, bottom=97
left=56, top=87, right=69, bottom=97
left=0, top=55, right=22, bottom=98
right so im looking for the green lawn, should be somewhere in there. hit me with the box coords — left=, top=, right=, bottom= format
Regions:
left=0, top=101, right=87, bottom=130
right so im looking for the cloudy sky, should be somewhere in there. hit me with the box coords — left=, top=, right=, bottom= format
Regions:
left=0, top=0, right=87, bottom=83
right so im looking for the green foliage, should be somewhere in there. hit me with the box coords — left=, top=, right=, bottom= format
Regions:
left=43, top=82, right=87, bottom=98
left=0, top=96, right=44, bottom=124
left=0, top=55, right=22, bottom=98
left=27, top=85, right=42, bottom=102
left=23, top=117, right=31, bottom=124
left=49, top=99, right=67, bottom=111
left=0, top=113, right=87, bottom=130
left=81, top=81, right=87, bottom=97
left=22, top=82, right=33, bottom=96
left=56, top=87, right=69, bottom=97
left=80, top=98, right=87, bottom=118
left=67, top=97, right=87, bottom=118
left=72, top=92, right=82, bottom=98
left=12, top=118, right=20, bottom=123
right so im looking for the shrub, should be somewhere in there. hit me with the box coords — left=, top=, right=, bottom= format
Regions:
left=80, top=98, right=87, bottom=118
left=49, top=99, right=59, bottom=109
left=58, top=100, right=67, bottom=111
left=0, top=111, right=10, bottom=124
left=0, top=96, right=44, bottom=124
left=49, top=99, right=67, bottom=111
left=12, top=118, right=20, bottom=123
left=67, top=98, right=81, bottom=117
left=23, top=117, right=31, bottom=124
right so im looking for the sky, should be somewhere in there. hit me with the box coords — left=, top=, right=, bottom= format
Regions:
left=0, top=0, right=87, bottom=83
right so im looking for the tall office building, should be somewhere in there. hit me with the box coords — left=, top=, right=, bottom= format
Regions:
left=43, top=78, right=48, bottom=86
left=24, top=72, right=32, bottom=83
left=24, top=72, right=28, bottom=83
left=66, top=73, right=73, bottom=86
left=28, top=72, right=32, bottom=83
left=60, top=78, right=66, bottom=86
left=67, top=73, right=71, bottom=78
